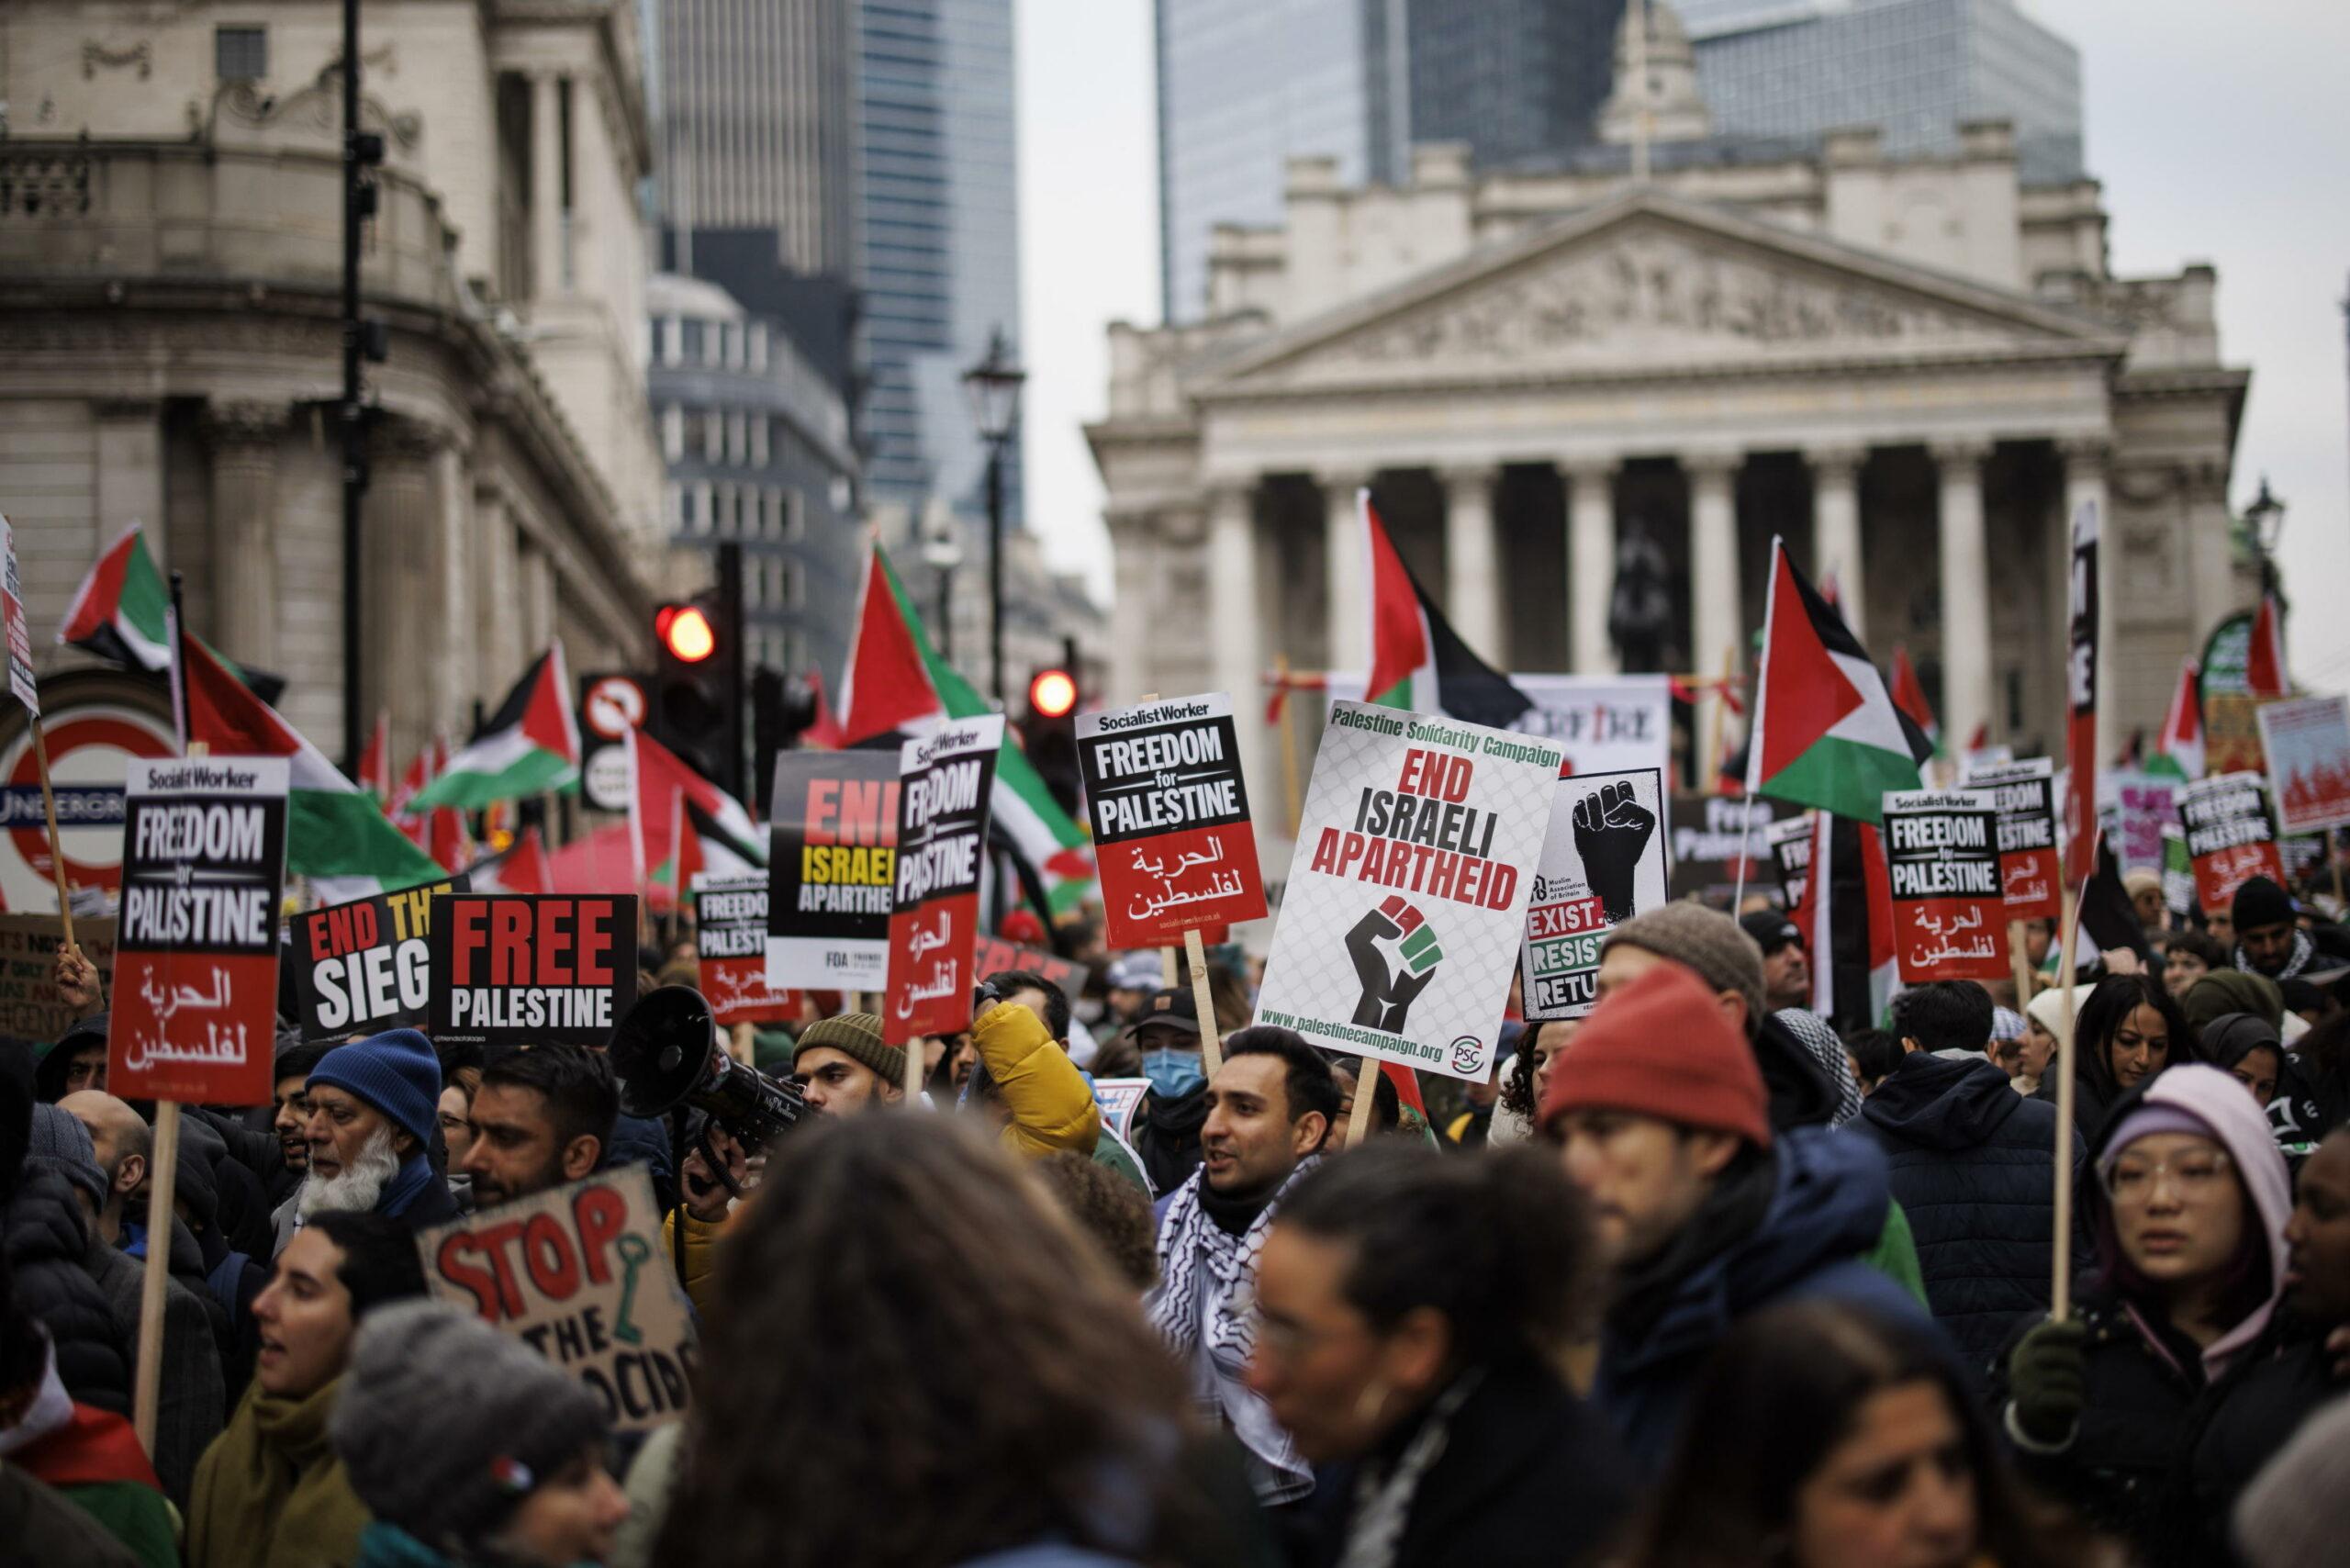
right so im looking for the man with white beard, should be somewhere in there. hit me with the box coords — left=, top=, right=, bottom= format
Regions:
left=271, top=1028, right=458, bottom=1255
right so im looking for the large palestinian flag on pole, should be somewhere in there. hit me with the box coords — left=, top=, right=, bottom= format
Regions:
left=2245, top=594, right=2289, bottom=698
left=57, top=525, right=171, bottom=672
left=835, top=543, right=1095, bottom=913
left=409, top=645, right=579, bottom=810
left=176, top=632, right=445, bottom=902
left=1798, top=812, right=1903, bottom=1031
left=624, top=727, right=763, bottom=896
left=1361, top=491, right=1533, bottom=730
left=1746, top=539, right=1932, bottom=823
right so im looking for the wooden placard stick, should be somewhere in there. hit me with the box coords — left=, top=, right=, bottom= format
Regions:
left=30, top=718, right=76, bottom=952
left=1183, top=926, right=1224, bottom=1078
left=1344, top=1061, right=1378, bottom=1148
left=905, top=1011, right=924, bottom=1103
left=1273, top=655, right=1304, bottom=835
left=2049, top=879, right=2082, bottom=1319
left=729, top=1021, right=755, bottom=1067
left=2008, top=917, right=2035, bottom=1008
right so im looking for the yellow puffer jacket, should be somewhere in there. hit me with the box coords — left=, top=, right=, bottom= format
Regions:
left=971, top=1001, right=1101, bottom=1159
left=658, top=1207, right=731, bottom=1321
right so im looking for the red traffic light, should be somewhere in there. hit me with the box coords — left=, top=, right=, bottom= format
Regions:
left=1027, top=667, right=1078, bottom=719
left=659, top=603, right=717, bottom=664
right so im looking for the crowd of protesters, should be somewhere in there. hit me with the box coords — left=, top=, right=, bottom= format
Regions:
left=4, top=853, right=2350, bottom=1567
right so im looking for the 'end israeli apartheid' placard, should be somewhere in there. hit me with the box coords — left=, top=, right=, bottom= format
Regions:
left=1960, top=756, right=2060, bottom=921
left=429, top=893, right=638, bottom=1047
left=1079, top=692, right=1268, bottom=946
left=1519, top=769, right=1666, bottom=1022
left=417, top=1167, right=693, bottom=1433
left=1254, top=702, right=1558, bottom=1082
left=693, top=874, right=798, bottom=1025
left=767, top=752, right=898, bottom=991
left=2179, top=771, right=2286, bottom=915
left=1884, top=788, right=2006, bottom=982
left=290, top=876, right=468, bottom=1041
left=108, top=757, right=288, bottom=1105
left=884, top=717, right=1002, bottom=1044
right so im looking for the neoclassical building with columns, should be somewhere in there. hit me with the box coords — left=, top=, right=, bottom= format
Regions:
left=1091, top=106, right=2252, bottom=877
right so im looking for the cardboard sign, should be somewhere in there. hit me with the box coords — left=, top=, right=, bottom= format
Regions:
left=2259, top=695, right=2350, bottom=835
left=1093, top=1077, right=1148, bottom=1141
left=1253, top=702, right=1560, bottom=1082
left=692, top=875, right=797, bottom=1025
left=417, top=1167, right=693, bottom=1433
left=884, top=718, right=1003, bottom=1044
left=2161, top=825, right=2196, bottom=920
left=429, top=893, right=638, bottom=1047
left=2179, top=772, right=2286, bottom=915
left=1962, top=757, right=2059, bottom=920
left=1519, top=768, right=1667, bottom=1021
left=767, top=752, right=898, bottom=990
left=1078, top=692, right=1267, bottom=946
left=1665, top=793, right=1789, bottom=902
left=2101, top=770, right=2180, bottom=875
left=289, top=877, right=466, bottom=1041
left=1765, top=812, right=1815, bottom=910
left=969, top=935, right=1089, bottom=1000
left=107, top=757, right=288, bottom=1104
left=0, top=913, right=116, bottom=1042
left=2063, top=499, right=2099, bottom=889
left=1884, top=789, right=2006, bottom=981
left=0, top=517, right=35, bottom=716
left=1328, top=673, right=1672, bottom=779
left=2205, top=694, right=2272, bottom=780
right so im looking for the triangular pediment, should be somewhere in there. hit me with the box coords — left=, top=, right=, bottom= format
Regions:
left=1204, top=190, right=2123, bottom=394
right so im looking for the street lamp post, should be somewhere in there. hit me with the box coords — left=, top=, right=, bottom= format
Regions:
left=962, top=328, right=1025, bottom=706
left=2245, top=475, right=2288, bottom=610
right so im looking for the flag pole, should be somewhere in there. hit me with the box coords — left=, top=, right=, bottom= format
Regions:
left=1345, top=1061, right=1379, bottom=1148
left=1732, top=544, right=1780, bottom=913
left=2051, top=875, right=2082, bottom=1318
left=1273, top=655, right=1304, bottom=836
left=30, top=720, right=76, bottom=952
left=137, top=594, right=193, bottom=1459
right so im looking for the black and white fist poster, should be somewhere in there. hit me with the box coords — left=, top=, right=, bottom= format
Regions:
left=1520, top=768, right=1666, bottom=1021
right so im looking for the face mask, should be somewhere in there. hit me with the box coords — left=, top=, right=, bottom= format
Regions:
left=1142, top=1048, right=1206, bottom=1099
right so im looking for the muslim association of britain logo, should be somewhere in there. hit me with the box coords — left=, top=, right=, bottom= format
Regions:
left=1347, top=895, right=1442, bottom=1032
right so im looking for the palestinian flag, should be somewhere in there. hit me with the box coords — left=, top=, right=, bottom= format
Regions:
left=57, top=525, right=170, bottom=672
left=2077, top=831, right=2156, bottom=970
left=409, top=646, right=579, bottom=809
left=2148, top=658, right=2204, bottom=783
left=625, top=727, right=763, bottom=895
left=176, top=632, right=445, bottom=902
left=1362, top=492, right=1532, bottom=729
left=802, top=665, right=845, bottom=750
left=1801, top=812, right=1902, bottom=1032
left=2246, top=594, right=2289, bottom=698
left=1890, top=645, right=1941, bottom=751
left=356, top=711, right=392, bottom=807
left=1746, top=539, right=1932, bottom=823
left=835, top=544, right=1096, bottom=913
left=464, top=826, right=552, bottom=896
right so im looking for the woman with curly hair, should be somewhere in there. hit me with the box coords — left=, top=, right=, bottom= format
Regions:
left=648, top=1114, right=1276, bottom=1568
left=1496, top=1019, right=1578, bottom=1131
left=2036, top=972, right=2198, bottom=1139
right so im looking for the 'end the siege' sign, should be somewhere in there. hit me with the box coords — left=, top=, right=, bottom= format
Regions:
left=417, top=1167, right=693, bottom=1434
left=1078, top=692, right=1268, bottom=946
left=291, top=877, right=466, bottom=1041
left=108, top=757, right=288, bottom=1104
left=429, top=893, right=638, bottom=1047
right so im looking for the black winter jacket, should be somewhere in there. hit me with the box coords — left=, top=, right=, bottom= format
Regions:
left=0, top=1168, right=130, bottom=1416
left=1133, top=1083, right=1209, bottom=1196
left=1860, top=1051, right=2091, bottom=1372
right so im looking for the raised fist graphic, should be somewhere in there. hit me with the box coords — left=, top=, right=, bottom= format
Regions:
left=1572, top=779, right=1656, bottom=925
left=1346, top=895, right=1443, bottom=1033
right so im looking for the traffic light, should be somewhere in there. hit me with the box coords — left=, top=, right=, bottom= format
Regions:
left=1027, top=666, right=1078, bottom=721
left=751, top=666, right=822, bottom=816
left=649, top=541, right=746, bottom=795
left=1019, top=640, right=1083, bottom=816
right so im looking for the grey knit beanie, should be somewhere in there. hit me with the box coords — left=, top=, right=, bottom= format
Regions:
left=1601, top=902, right=1767, bottom=1037
left=330, top=1300, right=610, bottom=1551
left=25, top=1103, right=109, bottom=1215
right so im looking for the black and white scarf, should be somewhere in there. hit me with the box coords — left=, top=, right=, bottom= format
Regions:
left=2239, top=928, right=2317, bottom=980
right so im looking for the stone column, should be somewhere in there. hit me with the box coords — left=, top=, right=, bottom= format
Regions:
left=1807, top=446, right=1867, bottom=642
left=1206, top=483, right=1271, bottom=842
left=1686, top=453, right=1743, bottom=685
left=363, top=420, right=446, bottom=758
left=200, top=400, right=285, bottom=671
left=1321, top=469, right=1368, bottom=671
left=1105, top=509, right=1155, bottom=704
left=1565, top=459, right=1617, bottom=674
left=474, top=487, right=521, bottom=700
left=1440, top=465, right=1502, bottom=662
left=1933, top=441, right=1993, bottom=751
left=2060, top=438, right=2115, bottom=767
left=532, top=72, right=565, bottom=301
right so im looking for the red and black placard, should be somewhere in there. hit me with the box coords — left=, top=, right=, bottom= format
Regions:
left=1884, top=789, right=2008, bottom=982
left=883, top=719, right=1002, bottom=1044
left=1077, top=692, right=1267, bottom=946
left=429, top=893, right=638, bottom=1048
left=693, top=875, right=798, bottom=1025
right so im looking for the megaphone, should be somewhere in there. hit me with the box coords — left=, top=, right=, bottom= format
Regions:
left=607, top=985, right=808, bottom=1148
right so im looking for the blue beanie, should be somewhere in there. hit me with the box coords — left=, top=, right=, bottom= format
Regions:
left=308, top=1028, right=442, bottom=1149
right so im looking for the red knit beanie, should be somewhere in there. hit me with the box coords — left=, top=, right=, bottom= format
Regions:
left=1539, top=962, right=1772, bottom=1148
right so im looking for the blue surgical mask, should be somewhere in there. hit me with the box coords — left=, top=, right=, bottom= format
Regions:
left=1142, top=1047, right=1205, bottom=1099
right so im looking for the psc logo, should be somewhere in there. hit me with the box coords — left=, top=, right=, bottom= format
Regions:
left=1449, top=1036, right=1483, bottom=1075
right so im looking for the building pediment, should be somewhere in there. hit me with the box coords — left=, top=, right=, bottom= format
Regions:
left=1202, top=190, right=2125, bottom=397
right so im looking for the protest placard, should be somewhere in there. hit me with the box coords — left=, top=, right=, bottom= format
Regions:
left=1, top=517, right=36, bottom=718
left=692, top=874, right=798, bottom=1025
left=1962, top=757, right=2060, bottom=920
left=289, top=876, right=467, bottom=1041
left=0, top=913, right=115, bottom=1042
left=2179, top=772, right=2286, bottom=915
left=1327, top=673, right=1671, bottom=778
left=2064, top=500, right=2099, bottom=890
left=969, top=934, right=1089, bottom=999
left=2205, top=694, right=2271, bottom=778
left=429, top=893, right=638, bottom=1048
left=2258, top=694, right=2350, bottom=835
left=1093, top=1078, right=1148, bottom=1141
left=107, top=757, right=288, bottom=1104
left=767, top=752, right=898, bottom=991
left=2161, top=825, right=2196, bottom=921
left=1765, top=812, right=1815, bottom=911
left=417, top=1167, right=693, bottom=1434
left=1665, top=793, right=1787, bottom=902
left=2100, top=770, right=2179, bottom=874
left=884, top=718, right=1002, bottom=1044
left=1253, top=702, right=1560, bottom=1082
left=1078, top=692, right=1267, bottom=947
left=1884, top=789, right=2007, bottom=982
left=1519, top=768, right=1667, bottom=1021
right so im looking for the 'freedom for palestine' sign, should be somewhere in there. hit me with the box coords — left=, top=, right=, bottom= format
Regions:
left=2179, top=772, right=2285, bottom=915
left=1883, top=789, right=2006, bottom=982
left=884, top=717, right=1002, bottom=1043
left=1078, top=692, right=1267, bottom=946
left=109, top=757, right=288, bottom=1104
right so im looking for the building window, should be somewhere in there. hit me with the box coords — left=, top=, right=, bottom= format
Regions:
left=783, top=489, right=803, bottom=542
left=661, top=404, right=683, bottom=464
left=216, top=27, right=267, bottom=82
left=749, top=323, right=769, bottom=373
left=727, top=412, right=747, bottom=466
left=663, top=315, right=683, bottom=368
left=745, top=566, right=764, bottom=610
left=749, top=417, right=769, bottom=468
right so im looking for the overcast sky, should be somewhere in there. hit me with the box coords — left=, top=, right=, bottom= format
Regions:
left=1013, top=0, right=2350, bottom=685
